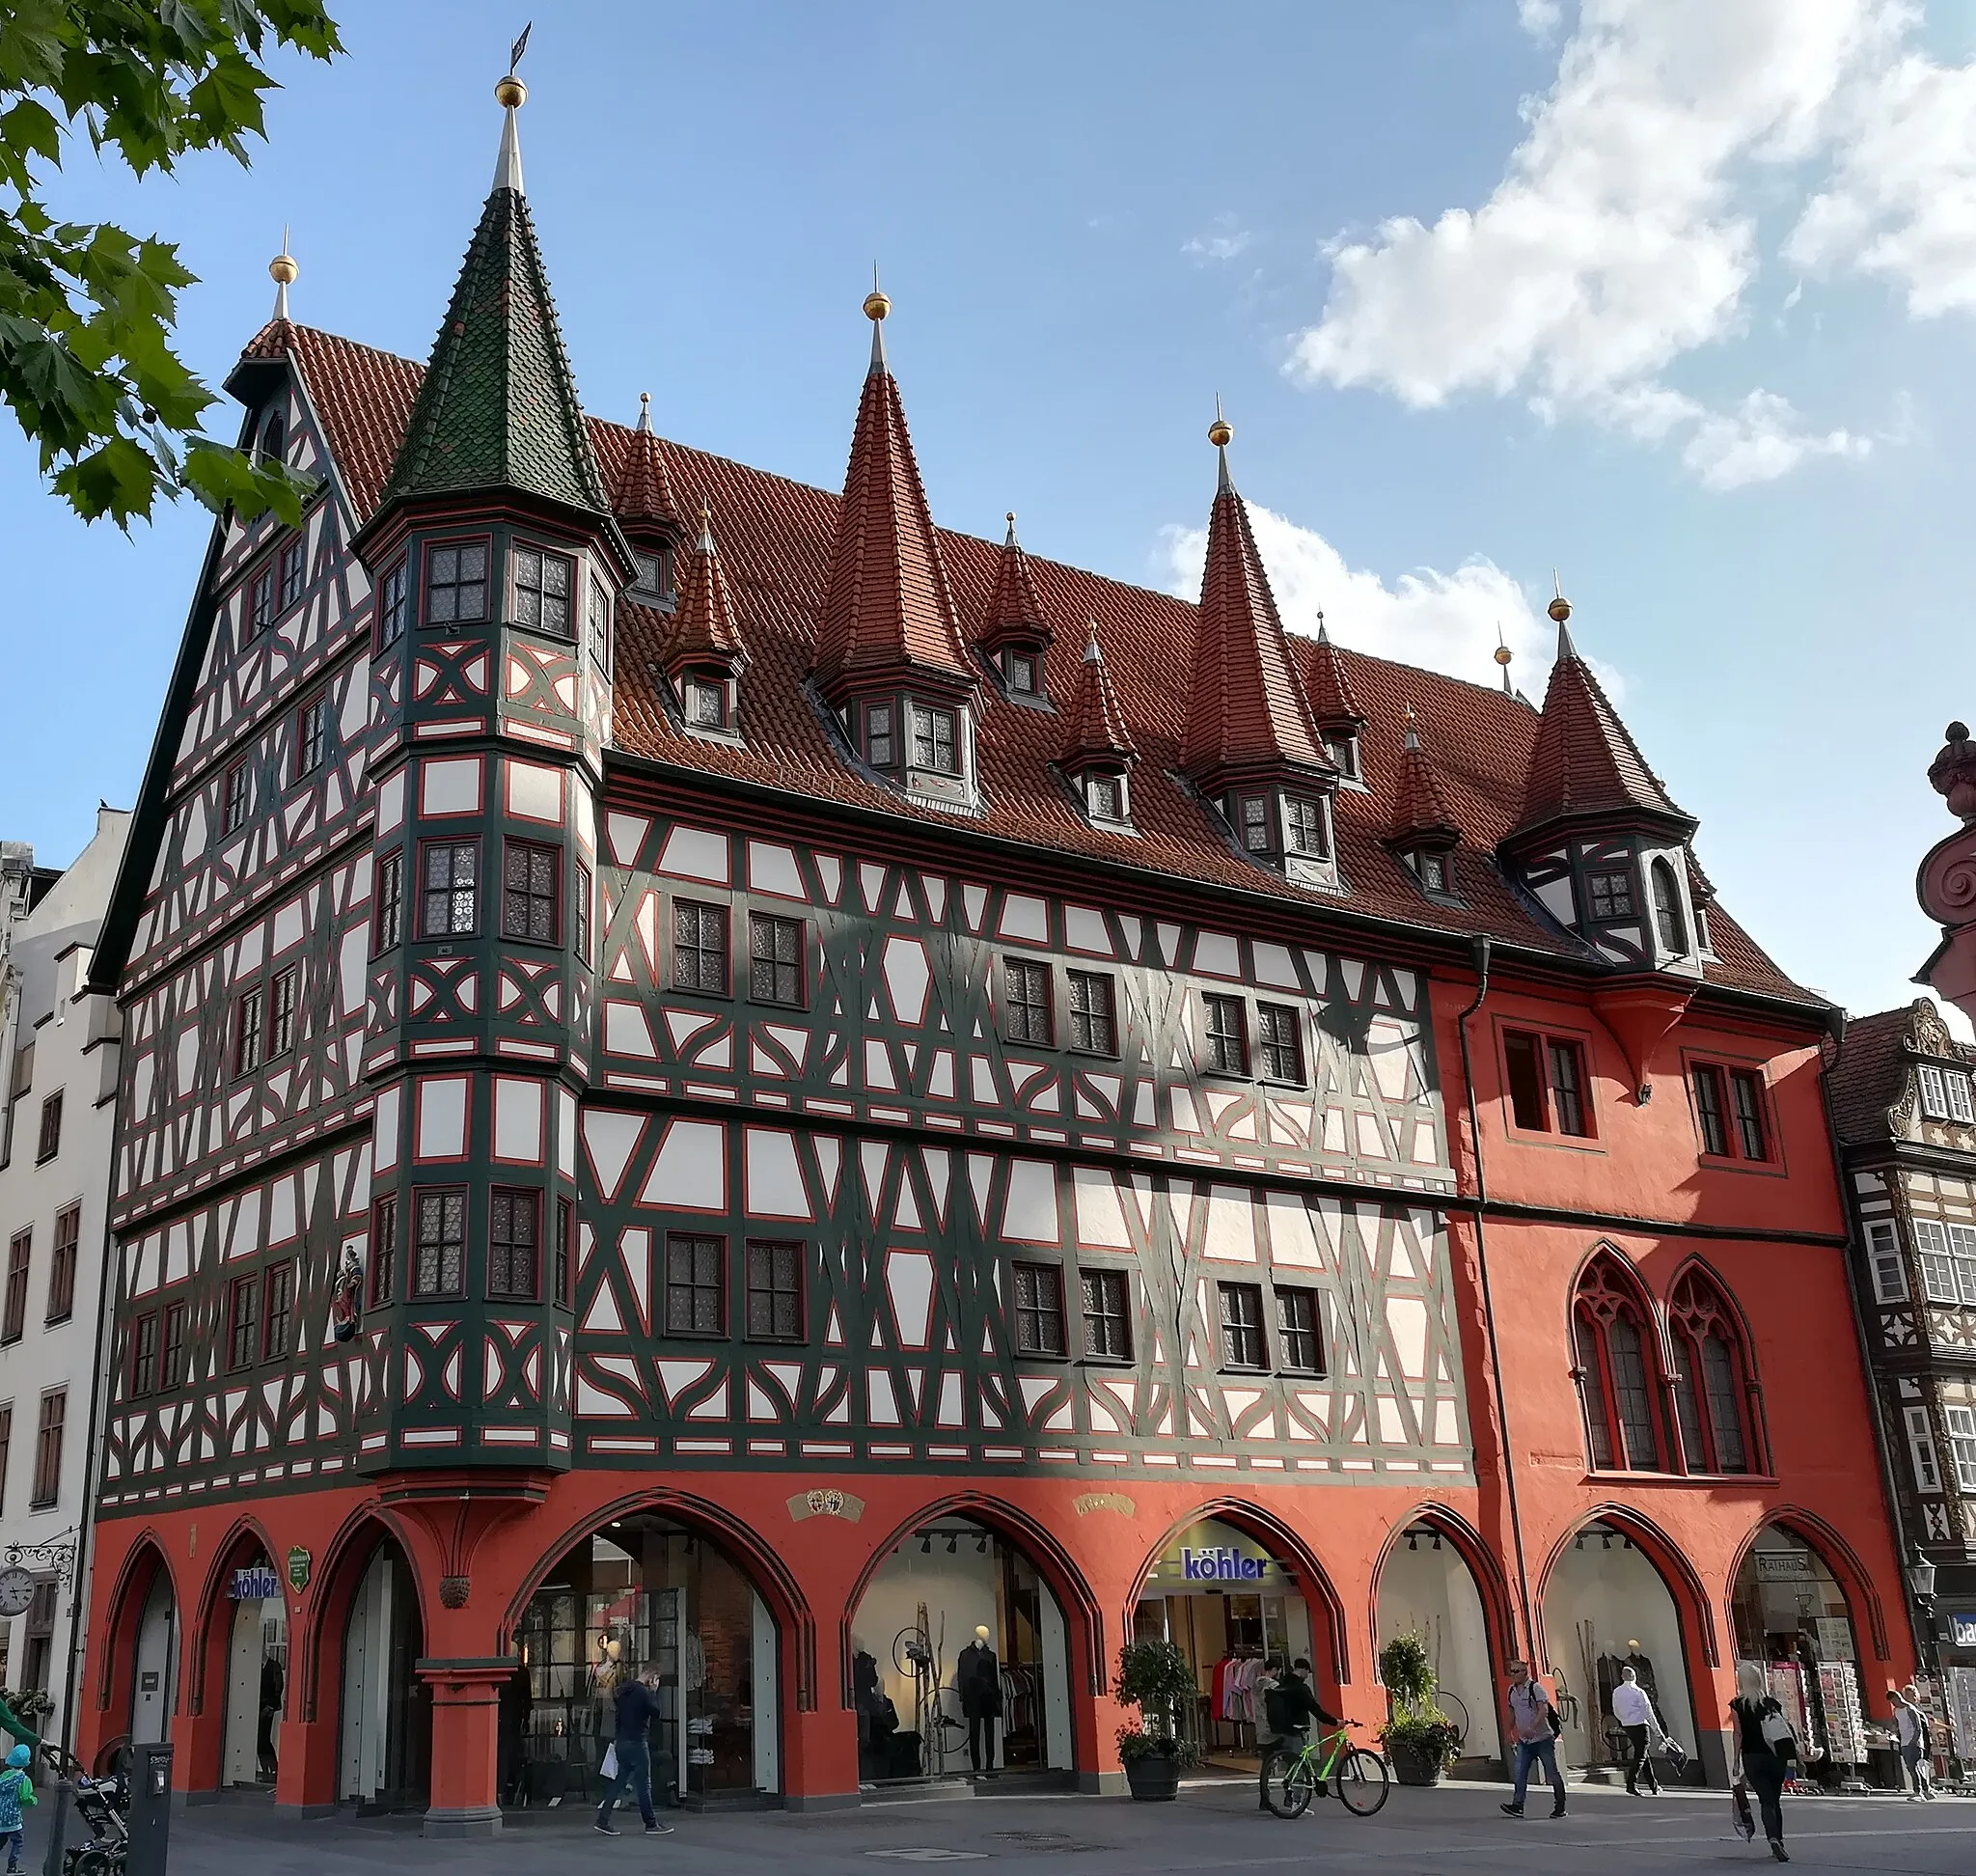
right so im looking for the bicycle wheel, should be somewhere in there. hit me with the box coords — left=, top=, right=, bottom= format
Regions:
left=1262, top=1748, right=1318, bottom=1819
left=1333, top=1747, right=1390, bottom=1816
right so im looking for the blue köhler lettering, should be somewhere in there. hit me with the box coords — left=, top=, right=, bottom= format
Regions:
left=230, top=1566, right=282, bottom=1601
left=1181, top=1546, right=1268, bottom=1582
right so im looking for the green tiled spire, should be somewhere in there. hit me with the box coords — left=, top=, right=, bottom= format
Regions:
left=381, top=114, right=608, bottom=517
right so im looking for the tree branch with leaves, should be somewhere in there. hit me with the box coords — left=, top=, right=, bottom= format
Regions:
left=0, top=0, right=343, bottom=526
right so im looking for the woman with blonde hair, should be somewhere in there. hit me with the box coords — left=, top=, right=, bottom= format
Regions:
left=1728, top=1662, right=1796, bottom=1862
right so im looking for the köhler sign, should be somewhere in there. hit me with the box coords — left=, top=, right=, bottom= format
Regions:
left=1181, top=1546, right=1270, bottom=1583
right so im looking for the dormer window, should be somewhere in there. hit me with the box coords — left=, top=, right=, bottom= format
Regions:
left=256, top=408, right=286, bottom=467
left=1239, top=794, right=1272, bottom=854
left=1004, top=650, right=1037, bottom=696
left=1285, top=795, right=1330, bottom=859
left=911, top=704, right=958, bottom=775
left=683, top=675, right=727, bottom=730
left=864, top=702, right=896, bottom=768
left=1586, top=869, right=1635, bottom=920
left=1415, top=851, right=1450, bottom=895
left=631, top=547, right=672, bottom=604
left=1651, top=858, right=1688, bottom=955
left=1085, top=771, right=1129, bottom=824
left=1324, top=734, right=1360, bottom=781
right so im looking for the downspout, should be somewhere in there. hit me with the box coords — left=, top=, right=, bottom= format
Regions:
left=1454, top=935, right=1537, bottom=1658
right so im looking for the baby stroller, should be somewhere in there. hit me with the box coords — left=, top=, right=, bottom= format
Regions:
left=39, top=1744, right=129, bottom=1876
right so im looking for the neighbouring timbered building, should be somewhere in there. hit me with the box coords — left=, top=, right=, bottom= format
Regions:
left=76, top=76, right=1914, bottom=1830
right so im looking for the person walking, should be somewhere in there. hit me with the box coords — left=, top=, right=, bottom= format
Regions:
left=1257, top=1656, right=1341, bottom=1813
left=257, top=1652, right=284, bottom=1780
left=0, top=1745, right=37, bottom=1874
left=595, top=1664, right=675, bottom=1837
left=1892, top=1684, right=1935, bottom=1801
left=1729, top=1662, right=1795, bottom=1862
left=1498, top=1661, right=1567, bottom=1819
left=1611, top=1665, right=1660, bottom=1796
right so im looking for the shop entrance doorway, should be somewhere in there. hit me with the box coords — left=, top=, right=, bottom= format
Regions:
left=1377, top=1523, right=1495, bottom=1766
left=338, top=1539, right=429, bottom=1810
left=1731, top=1527, right=1867, bottom=1778
left=130, top=1570, right=176, bottom=1750
left=850, top=1518, right=1074, bottom=1785
left=219, top=1552, right=286, bottom=1789
left=1540, top=1519, right=1695, bottom=1779
left=515, top=1512, right=781, bottom=1809
left=1134, top=1518, right=1316, bottom=1775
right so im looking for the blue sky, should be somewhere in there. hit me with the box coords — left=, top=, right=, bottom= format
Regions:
left=7, top=0, right=1976, bottom=1024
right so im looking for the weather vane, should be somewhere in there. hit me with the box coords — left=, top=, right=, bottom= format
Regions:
left=509, top=22, right=533, bottom=73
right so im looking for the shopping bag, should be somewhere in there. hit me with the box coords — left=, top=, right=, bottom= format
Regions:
left=1731, top=1780, right=1756, bottom=1841
left=1659, top=1733, right=1688, bottom=1777
left=600, top=1744, right=619, bottom=1781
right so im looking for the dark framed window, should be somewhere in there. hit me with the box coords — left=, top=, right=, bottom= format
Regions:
left=248, top=565, right=274, bottom=638
left=1285, top=795, right=1328, bottom=857
left=912, top=704, right=958, bottom=774
left=575, top=862, right=592, bottom=970
left=370, top=1196, right=397, bottom=1307
left=632, top=547, right=671, bottom=604
left=420, top=840, right=479, bottom=937
left=588, top=573, right=613, bottom=674
left=377, top=558, right=409, bottom=649
left=29, top=1391, right=63, bottom=1508
left=1585, top=869, right=1635, bottom=919
left=749, top=913, right=804, bottom=1007
left=1692, top=1065, right=1729, bottom=1156
left=1202, top=994, right=1248, bottom=1075
left=1325, top=734, right=1360, bottom=781
left=1080, top=1268, right=1131, bottom=1361
left=2, top=1232, right=29, bottom=1343
left=268, top=966, right=298, bottom=1059
left=1085, top=772, right=1125, bottom=822
left=1276, top=1286, right=1323, bottom=1373
left=683, top=675, right=727, bottom=729
left=488, top=1188, right=540, bottom=1299
left=1417, top=850, right=1450, bottom=894
left=665, top=1233, right=727, bottom=1336
left=233, top=987, right=264, bottom=1076
left=294, top=691, right=327, bottom=781
left=1239, top=794, right=1271, bottom=854
left=1257, top=1003, right=1304, bottom=1084
left=1012, top=1262, right=1067, bottom=1358
left=865, top=702, right=895, bottom=768
left=36, top=1090, right=61, bottom=1163
left=256, top=408, right=286, bottom=466
left=1573, top=1255, right=1662, bottom=1471
left=512, top=544, right=574, bottom=638
left=1219, top=1282, right=1268, bottom=1369
left=1503, top=1031, right=1546, bottom=1129
left=374, top=849, right=403, bottom=953
left=223, top=760, right=250, bottom=835
left=45, top=1203, right=78, bottom=1324
left=1548, top=1039, right=1587, bottom=1136
left=161, top=1302, right=187, bottom=1388
left=1651, top=858, right=1688, bottom=954
left=1005, top=650, right=1036, bottom=695
left=424, top=541, right=488, bottom=624
left=672, top=899, right=728, bottom=994
left=227, top=1275, right=259, bottom=1371
left=556, top=1197, right=574, bottom=1309
left=261, top=1260, right=293, bottom=1361
left=502, top=839, right=561, bottom=944
left=1003, top=958, right=1053, bottom=1046
left=1668, top=1268, right=1755, bottom=1475
left=1502, top=1029, right=1592, bottom=1137
left=1067, top=971, right=1116, bottom=1055
left=0, top=1406, right=11, bottom=1514
left=278, top=537, right=304, bottom=610
left=745, top=1240, right=804, bottom=1340
left=412, top=1188, right=467, bottom=1298
left=130, top=1312, right=159, bottom=1399
left=1730, top=1070, right=1769, bottom=1161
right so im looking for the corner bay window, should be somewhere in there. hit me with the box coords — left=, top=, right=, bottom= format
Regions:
left=1914, top=1220, right=1976, bottom=1306
left=1585, top=869, right=1635, bottom=920
left=377, top=558, right=408, bottom=648
left=1003, top=958, right=1053, bottom=1046
left=489, top=1188, right=539, bottom=1299
left=1202, top=994, right=1247, bottom=1075
left=1284, top=795, right=1328, bottom=857
left=1651, top=857, right=1688, bottom=954
left=745, top=1240, right=803, bottom=1340
left=912, top=704, right=958, bottom=774
left=374, top=849, right=403, bottom=952
left=588, top=573, right=612, bottom=673
left=370, top=1195, right=398, bottom=1307
left=1916, top=1062, right=1976, bottom=1123
left=512, top=543, right=573, bottom=637
left=1502, top=1029, right=1591, bottom=1137
left=502, top=840, right=561, bottom=944
left=1012, top=1261, right=1066, bottom=1358
left=1865, top=1220, right=1907, bottom=1303
left=413, top=1188, right=466, bottom=1297
left=421, top=841, right=479, bottom=937
left=666, top=1233, right=726, bottom=1335
left=424, top=541, right=487, bottom=624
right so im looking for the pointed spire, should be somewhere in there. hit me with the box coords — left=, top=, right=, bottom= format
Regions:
left=811, top=288, right=974, bottom=698
left=1388, top=707, right=1460, bottom=845
left=610, top=391, right=682, bottom=536
left=1495, top=620, right=1515, bottom=696
left=378, top=60, right=608, bottom=519
left=1549, top=571, right=1578, bottom=661
left=977, top=511, right=1055, bottom=658
left=665, top=503, right=748, bottom=677
left=493, top=39, right=529, bottom=193
left=1060, top=622, right=1137, bottom=769
left=1509, top=605, right=1693, bottom=841
left=268, top=228, right=296, bottom=321
left=1304, top=610, right=1366, bottom=732
left=1181, top=411, right=1333, bottom=789
left=864, top=267, right=890, bottom=375
left=1210, top=396, right=1233, bottom=492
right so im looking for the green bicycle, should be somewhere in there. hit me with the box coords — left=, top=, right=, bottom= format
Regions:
left=1261, top=1723, right=1391, bottom=1818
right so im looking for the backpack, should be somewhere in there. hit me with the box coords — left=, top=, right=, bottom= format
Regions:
left=1262, top=1679, right=1298, bottom=1737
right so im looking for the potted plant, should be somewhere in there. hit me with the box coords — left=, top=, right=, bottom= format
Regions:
left=1378, top=1633, right=1460, bottom=1787
left=1113, top=1640, right=1200, bottom=1801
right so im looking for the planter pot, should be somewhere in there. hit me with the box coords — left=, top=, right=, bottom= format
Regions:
left=1386, top=1738, right=1444, bottom=1787
left=1123, top=1754, right=1181, bottom=1802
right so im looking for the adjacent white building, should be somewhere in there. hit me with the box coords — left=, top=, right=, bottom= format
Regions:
left=0, top=810, right=127, bottom=1741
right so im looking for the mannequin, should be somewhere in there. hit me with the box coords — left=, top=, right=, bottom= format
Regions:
left=956, top=1623, right=1002, bottom=1777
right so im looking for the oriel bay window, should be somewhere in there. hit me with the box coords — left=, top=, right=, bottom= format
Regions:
left=377, top=558, right=408, bottom=648
left=1013, top=1262, right=1067, bottom=1358
left=1667, top=1268, right=1756, bottom=1475
left=502, top=839, right=560, bottom=944
left=374, top=849, right=403, bottom=952
left=370, top=1195, right=398, bottom=1307
left=512, top=544, right=574, bottom=638
left=421, top=840, right=479, bottom=938
left=413, top=1188, right=467, bottom=1298
left=424, top=540, right=488, bottom=624
left=1502, top=1029, right=1593, bottom=1137
left=488, top=1188, right=540, bottom=1300
left=1572, top=1254, right=1663, bottom=1471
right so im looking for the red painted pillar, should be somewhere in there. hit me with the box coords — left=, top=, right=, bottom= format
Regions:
left=416, top=1661, right=511, bottom=1836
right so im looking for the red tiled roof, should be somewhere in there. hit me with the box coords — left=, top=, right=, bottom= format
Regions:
left=1059, top=627, right=1137, bottom=768
left=1182, top=460, right=1335, bottom=786
left=1306, top=622, right=1367, bottom=731
left=612, top=397, right=684, bottom=536
left=1388, top=720, right=1460, bottom=844
left=978, top=516, right=1054, bottom=656
left=665, top=510, right=747, bottom=674
left=264, top=323, right=1812, bottom=1006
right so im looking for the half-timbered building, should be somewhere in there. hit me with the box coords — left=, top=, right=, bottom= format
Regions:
left=75, top=77, right=1914, bottom=1829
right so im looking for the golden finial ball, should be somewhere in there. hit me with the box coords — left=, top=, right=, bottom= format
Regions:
left=1494, top=643, right=1513, bottom=667
left=495, top=74, right=527, bottom=108
left=269, top=251, right=298, bottom=286
left=863, top=288, right=892, bottom=322
left=1548, top=593, right=1572, bottom=623
left=1207, top=415, right=1234, bottom=448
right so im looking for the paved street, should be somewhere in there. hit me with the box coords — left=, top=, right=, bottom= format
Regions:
left=21, top=1779, right=1976, bottom=1876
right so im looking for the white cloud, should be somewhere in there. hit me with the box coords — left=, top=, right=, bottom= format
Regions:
left=1158, top=502, right=1553, bottom=695
left=1183, top=216, right=1254, bottom=263
left=1288, top=0, right=1935, bottom=486
left=1517, top=0, right=1564, bottom=40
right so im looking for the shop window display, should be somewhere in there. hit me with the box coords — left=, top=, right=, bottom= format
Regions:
left=1730, top=1528, right=1866, bottom=1781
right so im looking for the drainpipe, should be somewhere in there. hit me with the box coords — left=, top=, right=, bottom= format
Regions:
left=1454, top=936, right=1537, bottom=1660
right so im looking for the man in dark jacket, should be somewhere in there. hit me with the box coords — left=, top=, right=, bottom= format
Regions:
left=1259, top=1657, right=1340, bottom=1812
left=595, top=1665, right=675, bottom=1836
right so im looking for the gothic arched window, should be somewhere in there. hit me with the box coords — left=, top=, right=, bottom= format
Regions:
left=1572, top=1253, right=1664, bottom=1472
left=1652, top=858, right=1688, bottom=956
left=1667, top=1267, right=1756, bottom=1475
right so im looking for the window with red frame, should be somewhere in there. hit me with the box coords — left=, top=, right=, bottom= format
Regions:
left=1572, top=1254, right=1663, bottom=1471
left=1691, top=1062, right=1770, bottom=1163
left=1502, top=1029, right=1594, bottom=1137
left=1667, top=1268, right=1756, bottom=1475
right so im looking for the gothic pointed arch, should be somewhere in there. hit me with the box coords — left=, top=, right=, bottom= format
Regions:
left=1663, top=1256, right=1765, bottom=1476
left=188, top=1513, right=285, bottom=1716
left=1367, top=1503, right=1516, bottom=1681
left=96, top=1531, right=178, bottom=1715
left=1534, top=1504, right=1720, bottom=1669
left=296, top=1503, right=426, bottom=1722
left=1725, top=1509, right=1891, bottom=1663
left=1569, top=1246, right=1668, bottom=1473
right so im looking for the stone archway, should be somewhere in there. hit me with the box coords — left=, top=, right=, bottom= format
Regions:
left=1373, top=1508, right=1509, bottom=1767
